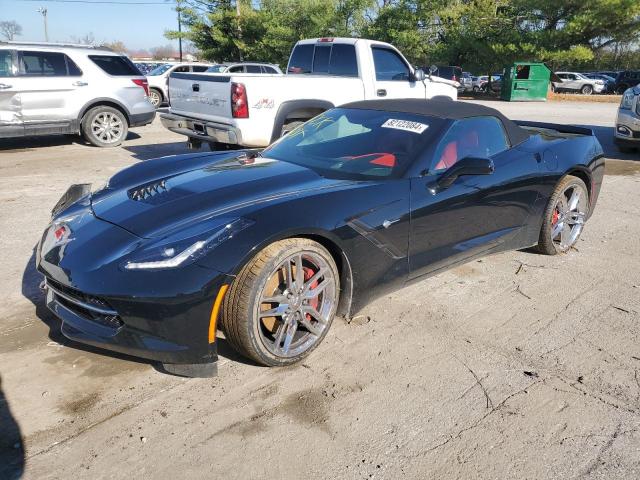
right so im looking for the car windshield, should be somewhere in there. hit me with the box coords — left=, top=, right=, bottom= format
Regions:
left=206, top=65, right=228, bottom=73
left=148, top=64, right=172, bottom=76
left=262, top=108, right=445, bottom=180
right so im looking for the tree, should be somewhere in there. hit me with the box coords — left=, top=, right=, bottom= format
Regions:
left=171, top=0, right=640, bottom=72
left=0, top=20, right=22, bottom=41
left=72, top=33, right=97, bottom=45
left=150, top=44, right=177, bottom=59
left=102, top=41, right=128, bottom=53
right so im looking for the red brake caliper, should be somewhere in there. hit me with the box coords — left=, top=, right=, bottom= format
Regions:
left=303, top=266, right=319, bottom=320
left=552, top=208, right=559, bottom=226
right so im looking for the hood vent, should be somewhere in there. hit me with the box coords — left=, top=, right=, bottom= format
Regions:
left=129, top=179, right=168, bottom=202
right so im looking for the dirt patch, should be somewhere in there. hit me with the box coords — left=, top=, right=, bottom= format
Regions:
left=59, top=392, right=101, bottom=416
left=549, top=92, right=622, bottom=103
left=605, top=159, right=640, bottom=176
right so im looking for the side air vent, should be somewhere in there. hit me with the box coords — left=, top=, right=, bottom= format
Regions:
left=129, top=179, right=168, bottom=201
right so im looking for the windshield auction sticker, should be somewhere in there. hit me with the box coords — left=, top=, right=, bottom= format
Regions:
left=381, top=119, right=429, bottom=134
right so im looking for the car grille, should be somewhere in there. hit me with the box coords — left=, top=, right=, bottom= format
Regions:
left=46, top=278, right=124, bottom=330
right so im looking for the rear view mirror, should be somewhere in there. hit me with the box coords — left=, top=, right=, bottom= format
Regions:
left=435, top=156, right=494, bottom=190
left=412, top=69, right=426, bottom=82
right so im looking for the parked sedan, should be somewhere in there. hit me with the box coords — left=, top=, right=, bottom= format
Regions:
left=552, top=72, right=605, bottom=95
left=146, top=62, right=212, bottom=107
left=37, top=99, right=604, bottom=377
left=584, top=73, right=616, bottom=93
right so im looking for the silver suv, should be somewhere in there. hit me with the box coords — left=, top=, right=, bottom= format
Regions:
left=0, top=42, right=155, bottom=147
left=552, top=72, right=605, bottom=95
left=614, top=85, right=640, bottom=153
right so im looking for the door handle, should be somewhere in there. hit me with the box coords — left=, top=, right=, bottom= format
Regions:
left=376, top=89, right=387, bottom=97
left=72, top=81, right=88, bottom=86
left=0, top=83, right=12, bottom=89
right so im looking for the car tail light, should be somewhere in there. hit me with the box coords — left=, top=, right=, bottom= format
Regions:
left=318, top=37, right=334, bottom=42
left=132, top=78, right=149, bottom=96
left=231, top=82, right=248, bottom=118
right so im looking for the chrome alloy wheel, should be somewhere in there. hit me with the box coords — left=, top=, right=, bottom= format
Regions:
left=149, top=90, right=162, bottom=107
left=257, top=252, right=337, bottom=358
left=91, top=112, right=124, bottom=144
left=551, top=181, right=588, bottom=252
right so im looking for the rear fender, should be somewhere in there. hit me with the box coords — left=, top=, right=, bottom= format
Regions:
left=270, top=99, right=335, bottom=143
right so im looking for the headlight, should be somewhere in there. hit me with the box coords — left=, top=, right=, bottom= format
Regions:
left=621, top=89, right=635, bottom=110
left=123, top=217, right=253, bottom=270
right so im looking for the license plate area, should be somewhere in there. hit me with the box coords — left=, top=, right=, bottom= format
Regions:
left=193, top=122, right=206, bottom=135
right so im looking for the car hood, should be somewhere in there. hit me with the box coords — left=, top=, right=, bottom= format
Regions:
left=91, top=152, right=352, bottom=238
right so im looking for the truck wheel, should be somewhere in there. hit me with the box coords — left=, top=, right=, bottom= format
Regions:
left=221, top=238, right=340, bottom=366
left=149, top=88, right=163, bottom=108
left=82, top=106, right=128, bottom=147
left=536, top=175, right=589, bottom=255
left=281, top=121, right=304, bottom=137
left=581, top=85, right=593, bottom=95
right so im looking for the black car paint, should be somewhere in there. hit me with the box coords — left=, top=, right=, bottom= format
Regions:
left=36, top=117, right=604, bottom=371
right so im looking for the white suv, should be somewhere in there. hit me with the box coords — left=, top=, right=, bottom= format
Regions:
left=0, top=42, right=155, bottom=147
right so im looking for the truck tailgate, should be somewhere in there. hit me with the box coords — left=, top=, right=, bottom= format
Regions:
left=168, top=72, right=232, bottom=121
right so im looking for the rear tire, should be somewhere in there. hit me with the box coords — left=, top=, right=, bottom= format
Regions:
left=82, top=106, right=128, bottom=147
left=149, top=88, right=163, bottom=108
left=536, top=175, right=589, bottom=255
left=221, top=238, right=339, bottom=367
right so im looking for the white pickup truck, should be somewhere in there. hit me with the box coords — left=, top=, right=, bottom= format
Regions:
left=160, top=37, right=458, bottom=149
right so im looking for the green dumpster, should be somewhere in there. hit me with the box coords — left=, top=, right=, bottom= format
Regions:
left=501, top=62, right=551, bottom=101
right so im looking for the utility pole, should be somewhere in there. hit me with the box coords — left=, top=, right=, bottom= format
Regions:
left=236, top=0, right=243, bottom=61
left=37, top=7, right=49, bottom=42
left=177, top=7, right=182, bottom=62
left=175, top=0, right=183, bottom=62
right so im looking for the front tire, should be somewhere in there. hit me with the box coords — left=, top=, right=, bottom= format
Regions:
left=221, top=239, right=340, bottom=366
left=536, top=175, right=589, bottom=255
left=581, top=85, right=593, bottom=95
left=82, top=106, right=128, bottom=147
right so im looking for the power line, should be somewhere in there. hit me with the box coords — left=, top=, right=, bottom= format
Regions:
left=18, top=0, right=170, bottom=5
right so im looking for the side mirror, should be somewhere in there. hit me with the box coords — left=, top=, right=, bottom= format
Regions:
left=435, top=156, right=494, bottom=190
left=412, top=69, right=426, bottom=82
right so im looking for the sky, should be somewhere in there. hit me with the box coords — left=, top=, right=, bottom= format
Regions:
left=1, top=0, right=181, bottom=51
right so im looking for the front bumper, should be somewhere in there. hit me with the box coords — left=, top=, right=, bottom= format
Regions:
left=160, top=112, right=241, bottom=145
left=36, top=205, right=232, bottom=373
left=614, top=109, right=640, bottom=146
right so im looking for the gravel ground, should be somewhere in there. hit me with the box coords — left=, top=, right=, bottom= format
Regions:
left=1, top=101, right=639, bottom=480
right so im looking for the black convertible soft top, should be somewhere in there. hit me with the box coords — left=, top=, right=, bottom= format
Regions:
left=342, top=98, right=531, bottom=147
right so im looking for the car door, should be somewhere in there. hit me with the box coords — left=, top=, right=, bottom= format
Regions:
left=370, top=46, right=423, bottom=100
left=0, top=49, right=22, bottom=137
left=565, top=73, right=580, bottom=91
left=17, top=50, right=83, bottom=128
left=408, top=116, right=540, bottom=280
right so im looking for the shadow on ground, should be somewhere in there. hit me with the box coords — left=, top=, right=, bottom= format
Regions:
left=0, top=132, right=141, bottom=152
left=578, top=124, right=639, bottom=161
left=0, top=375, right=24, bottom=480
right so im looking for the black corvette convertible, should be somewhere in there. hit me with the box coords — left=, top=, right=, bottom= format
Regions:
left=37, top=99, right=604, bottom=376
